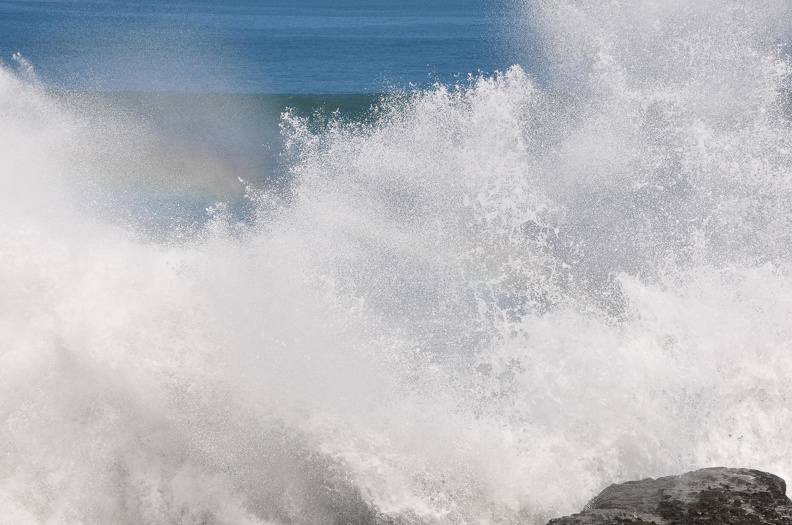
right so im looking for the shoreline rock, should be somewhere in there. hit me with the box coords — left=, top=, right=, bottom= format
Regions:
left=548, top=467, right=792, bottom=524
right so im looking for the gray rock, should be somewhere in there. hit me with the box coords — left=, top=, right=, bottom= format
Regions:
left=548, top=467, right=792, bottom=525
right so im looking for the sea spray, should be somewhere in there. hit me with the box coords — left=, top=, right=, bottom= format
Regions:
left=2, top=1, right=792, bottom=524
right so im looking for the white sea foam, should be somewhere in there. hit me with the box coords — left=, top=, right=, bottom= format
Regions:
left=2, top=1, right=792, bottom=524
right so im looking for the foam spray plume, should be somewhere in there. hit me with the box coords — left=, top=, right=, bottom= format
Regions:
left=3, top=1, right=792, bottom=523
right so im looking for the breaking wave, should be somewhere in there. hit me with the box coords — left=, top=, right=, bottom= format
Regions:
left=2, top=1, right=792, bottom=523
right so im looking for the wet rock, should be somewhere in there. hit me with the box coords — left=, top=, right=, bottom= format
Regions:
left=548, top=467, right=792, bottom=525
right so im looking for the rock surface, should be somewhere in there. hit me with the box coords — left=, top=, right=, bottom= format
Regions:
left=548, top=468, right=792, bottom=525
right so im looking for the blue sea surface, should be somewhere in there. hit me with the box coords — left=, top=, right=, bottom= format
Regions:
left=0, top=0, right=515, bottom=93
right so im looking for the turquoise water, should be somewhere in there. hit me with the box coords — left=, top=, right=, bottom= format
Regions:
left=54, top=90, right=386, bottom=229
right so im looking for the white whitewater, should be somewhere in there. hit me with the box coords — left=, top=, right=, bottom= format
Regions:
left=2, top=1, right=792, bottom=524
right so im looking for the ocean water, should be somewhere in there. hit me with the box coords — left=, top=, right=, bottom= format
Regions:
left=3, top=1, right=792, bottom=524
left=0, top=0, right=512, bottom=93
